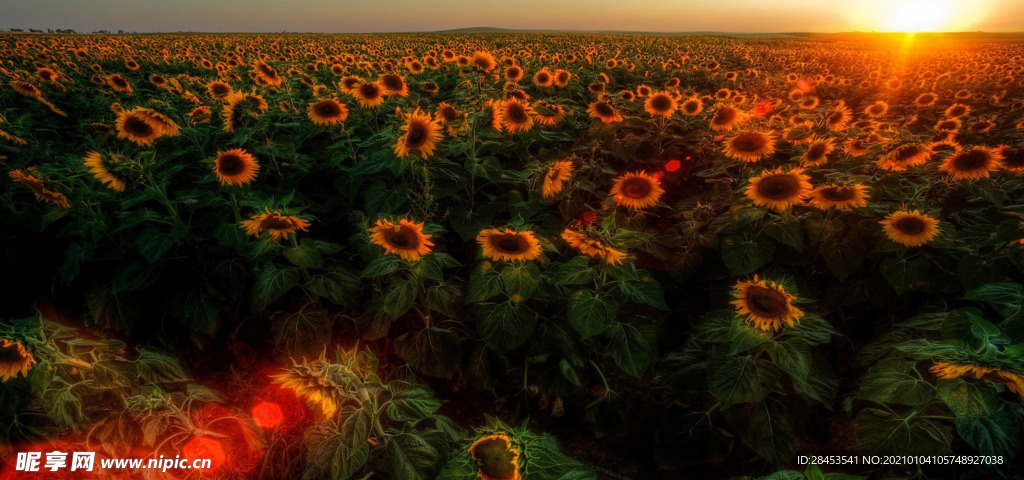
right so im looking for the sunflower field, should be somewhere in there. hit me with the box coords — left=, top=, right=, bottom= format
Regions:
left=2, top=32, right=1024, bottom=479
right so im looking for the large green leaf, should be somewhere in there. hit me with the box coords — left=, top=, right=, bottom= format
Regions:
left=395, top=327, right=463, bottom=379
left=721, top=235, right=775, bottom=277
left=476, top=302, right=536, bottom=353
left=605, top=320, right=656, bottom=378
left=551, top=257, right=598, bottom=286
left=708, top=355, right=779, bottom=407
left=384, top=432, right=445, bottom=480
left=252, top=262, right=300, bottom=311
left=857, top=358, right=934, bottom=406
left=567, top=290, right=617, bottom=339
left=501, top=263, right=541, bottom=301
left=855, top=407, right=952, bottom=456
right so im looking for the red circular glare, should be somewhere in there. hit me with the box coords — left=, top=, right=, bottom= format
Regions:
left=685, top=156, right=692, bottom=160
left=577, top=211, right=597, bottom=226
left=182, top=436, right=226, bottom=472
left=252, top=401, right=284, bottom=429
left=664, top=160, right=681, bottom=172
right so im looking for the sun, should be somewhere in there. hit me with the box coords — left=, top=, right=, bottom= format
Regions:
left=886, top=0, right=952, bottom=32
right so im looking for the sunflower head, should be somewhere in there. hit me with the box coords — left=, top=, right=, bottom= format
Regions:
left=240, top=210, right=310, bottom=242
left=394, top=108, right=443, bottom=159
left=368, top=218, right=434, bottom=262
left=939, top=147, right=1002, bottom=181
left=542, top=160, right=574, bottom=198
left=0, top=338, right=36, bottom=382
left=213, top=148, right=260, bottom=186
left=307, top=99, right=349, bottom=126
left=84, top=151, right=131, bottom=192
left=610, top=171, right=664, bottom=210
left=469, top=434, right=522, bottom=480
left=723, top=131, right=776, bottom=163
left=731, top=276, right=804, bottom=332
left=809, top=184, right=869, bottom=211
left=271, top=357, right=341, bottom=418
left=880, top=210, right=940, bottom=247
left=116, top=109, right=163, bottom=146
left=477, top=228, right=542, bottom=262
left=644, top=92, right=677, bottom=117
left=745, top=168, right=812, bottom=212
left=499, top=99, right=534, bottom=133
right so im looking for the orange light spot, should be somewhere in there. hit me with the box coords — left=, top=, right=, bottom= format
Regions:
left=664, top=159, right=681, bottom=172
left=182, top=436, right=226, bottom=472
left=252, top=401, right=284, bottom=429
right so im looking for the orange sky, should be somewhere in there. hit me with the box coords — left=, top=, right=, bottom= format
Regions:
left=2, top=0, right=1022, bottom=33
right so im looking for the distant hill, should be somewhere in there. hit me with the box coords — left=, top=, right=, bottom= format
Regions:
left=435, top=27, right=794, bottom=37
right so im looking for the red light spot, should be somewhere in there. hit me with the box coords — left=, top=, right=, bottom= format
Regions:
left=182, top=436, right=226, bottom=472
left=252, top=401, right=284, bottom=429
left=577, top=211, right=597, bottom=225
left=653, top=171, right=664, bottom=180
left=751, top=101, right=774, bottom=117
left=796, top=79, right=812, bottom=92
left=685, top=156, right=692, bottom=160
left=664, top=160, right=681, bottom=172
left=714, top=134, right=725, bottom=141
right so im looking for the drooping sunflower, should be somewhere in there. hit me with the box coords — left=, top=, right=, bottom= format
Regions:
left=876, top=143, right=933, bottom=171
left=561, top=229, right=626, bottom=265
left=222, top=92, right=269, bottom=132
left=880, top=210, right=940, bottom=247
left=115, top=109, right=163, bottom=145
left=10, top=80, right=42, bottom=97
left=532, top=101, right=565, bottom=126
left=477, top=228, right=542, bottom=262
left=541, top=160, right=573, bottom=198
left=997, top=145, right=1024, bottom=172
left=83, top=151, right=128, bottom=192
left=136, top=108, right=180, bottom=137
left=0, top=338, right=36, bottom=382
left=307, top=99, right=349, bottom=126
left=587, top=100, right=623, bottom=123
left=610, top=171, right=664, bottom=210
left=938, top=146, right=1002, bottom=181
left=644, top=91, right=677, bottom=118
left=709, top=106, right=741, bottom=131
left=931, top=362, right=1024, bottom=397
left=353, top=81, right=385, bottom=108
left=252, top=62, right=283, bottom=86
left=468, top=433, right=522, bottom=480
left=106, top=74, right=132, bottom=93
left=808, top=184, right=870, bottom=211
left=745, top=168, right=813, bottom=211
left=207, top=81, right=233, bottom=99
left=240, top=210, right=311, bottom=242
left=499, top=98, right=534, bottom=133
left=271, top=357, right=341, bottom=417
left=723, top=131, right=776, bottom=163
left=213, top=148, right=260, bottom=186
left=801, top=137, right=834, bottom=166
left=394, top=108, right=443, bottom=159
left=731, top=276, right=804, bottom=332
left=368, top=218, right=434, bottom=262
left=9, top=169, right=69, bottom=208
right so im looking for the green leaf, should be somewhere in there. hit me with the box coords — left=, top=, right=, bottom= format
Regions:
left=618, top=279, right=669, bottom=311
left=819, top=234, right=866, bottom=280
left=383, top=276, right=418, bottom=320
left=501, top=263, right=541, bottom=301
left=612, top=229, right=653, bottom=248
left=550, top=257, right=598, bottom=286
left=721, top=235, right=776, bottom=277
left=252, top=263, right=300, bottom=311
left=136, top=349, right=191, bottom=384
left=767, top=338, right=811, bottom=383
left=605, top=321, right=656, bottom=378
left=476, top=302, right=537, bottom=353
left=793, top=360, right=839, bottom=407
left=362, top=255, right=402, bottom=278
left=305, top=268, right=361, bottom=306
left=936, top=378, right=997, bottom=422
left=955, top=407, right=1022, bottom=458
left=763, top=220, right=803, bottom=251
left=567, top=290, right=617, bottom=339
left=709, top=355, right=779, bottom=408
left=729, top=320, right=772, bottom=354
left=467, top=264, right=502, bottom=303
left=855, top=407, right=952, bottom=456
left=741, top=401, right=797, bottom=465
left=963, top=282, right=1023, bottom=309
left=387, top=381, right=443, bottom=422
left=136, top=227, right=175, bottom=264
left=284, top=238, right=324, bottom=268
left=333, top=407, right=373, bottom=479
left=857, top=358, right=934, bottom=406
left=880, top=257, right=931, bottom=294
left=364, top=181, right=409, bottom=215
left=384, top=432, right=444, bottom=480
left=395, top=327, right=463, bottom=379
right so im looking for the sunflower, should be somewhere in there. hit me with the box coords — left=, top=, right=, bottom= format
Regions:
left=477, top=228, right=542, bottom=262
left=532, top=101, right=565, bottom=126
left=271, top=357, right=341, bottom=417
left=469, top=434, right=522, bottom=480
left=914, top=92, right=938, bottom=107
left=745, top=167, right=813, bottom=211
left=471, top=51, right=497, bottom=73
left=680, top=98, right=703, bottom=116
left=499, top=98, right=534, bottom=133
left=353, top=81, right=385, bottom=108
left=83, top=151, right=128, bottom=192
left=394, top=108, right=443, bottom=159
left=561, top=229, right=626, bottom=265
left=207, top=81, right=233, bottom=99
left=222, top=92, right=269, bottom=132
left=241, top=210, right=311, bottom=242
left=731, top=276, right=804, bottom=332
left=368, top=218, right=434, bottom=262
left=378, top=74, right=408, bottom=97
left=10, top=80, right=42, bottom=97
left=825, top=103, right=853, bottom=130
left=610, top=171, right=664, bottom=209
left=939, top=147, right=1002, bottom=181
left=710, top=106, right=741, bottom=131
left=934, top=118, right=961, bottom=132
left=997, top=146, right=1024, bottom=172
left=0, top=338, right=36, bottom=382
left=338, top=75, right=363, bottom=94
left=307, top=99, right=349, bottom=126
left=115, top=109, right=163, bottom=145
left=9, top=170, right=69, bottom=208
left=253, top=62, right=283, bottom=86
left=809, top=184, right=869, bottom=211
left=864, top=101, right=888, bottom=118
left=136, top=108, right=180, bottom=137
left=877, top=143, right=933, bottom=171
left=587, top=100, right=622, bottom=123
left=801, top=137, right=834, bottom=166
left=880, top=210, right=940, bottom=247
left=944, top=103, right=970, bottom=118
left=541, top=160, right=573, bottom=198
left=213, top=148, right=260, bottom=186
left=930, top=362, right=1024, bottom=397
left=723, top=131, right=776, bottom=163
left=435, top=102, right=468, bottom=134
left=533, top=68, right=553, bottom=87
left=644, top=91, right=677, bottom=117
left=107, top=74, right=132, bottom=93
left=553, top=69, right=571, bottom=87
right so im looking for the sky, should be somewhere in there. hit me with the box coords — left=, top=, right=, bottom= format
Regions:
left=1, top=0, right=1022, bottom=33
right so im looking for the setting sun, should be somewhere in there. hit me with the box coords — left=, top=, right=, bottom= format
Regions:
left=887, top=0, right=952, bottom=31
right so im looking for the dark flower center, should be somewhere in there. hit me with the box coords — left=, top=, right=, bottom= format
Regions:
left=260, top=216, right=294, bottom=230
left=821, top=186, right=856, bottom=201
left=492, top=234, right=527, bottom=253
left=217, top=154, right=245, bottom=175
left=621, top=177, right=652, bottom=198
left=745, top=286, right=789, bottom=317
left=731, top=132, right=767, bottom=152
left=757, top=175, right=800, bottom=200
left=651, top=95, right=672, bottom=111
left=125, top=116, right=154, bottom=136
left=952, top=150, right=989, bottom=171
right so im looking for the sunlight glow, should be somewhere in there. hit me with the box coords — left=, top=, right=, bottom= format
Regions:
left=887, top=0, right=951, bottom=32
